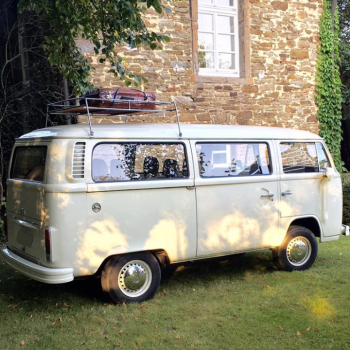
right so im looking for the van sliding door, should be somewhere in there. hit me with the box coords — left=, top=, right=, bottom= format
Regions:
left=192, top=140, right=281, bottom=257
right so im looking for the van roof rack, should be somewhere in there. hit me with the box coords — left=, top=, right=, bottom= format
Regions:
left=46, top=97, right=182, bottom=138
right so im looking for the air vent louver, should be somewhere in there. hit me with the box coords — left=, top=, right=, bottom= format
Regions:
left=72, top=142, right=86, bottom=178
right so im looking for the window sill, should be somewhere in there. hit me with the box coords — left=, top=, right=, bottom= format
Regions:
left=193, top=74, right=253, bottom=85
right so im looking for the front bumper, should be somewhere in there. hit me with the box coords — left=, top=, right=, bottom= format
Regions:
left=0, top=246, right=74, bottom=284
left=341, top=225, right=349, bottom=236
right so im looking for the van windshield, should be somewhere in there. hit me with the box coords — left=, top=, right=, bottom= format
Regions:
left=11, top=146, right=47, bottom=182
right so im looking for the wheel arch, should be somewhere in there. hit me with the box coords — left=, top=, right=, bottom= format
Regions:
left=94, top=249, right=170, bottom=276
left=289, top=216, right=322, bottom=238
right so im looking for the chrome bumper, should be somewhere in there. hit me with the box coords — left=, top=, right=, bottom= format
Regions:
left=341, top=225, right=349, bottom=236
left=0, top=246, right=74, bottom=284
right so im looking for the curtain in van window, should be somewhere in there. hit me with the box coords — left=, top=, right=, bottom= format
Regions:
left=92, top=142, right=188, bottom=182
left=196, top=142, right=271, bottom=178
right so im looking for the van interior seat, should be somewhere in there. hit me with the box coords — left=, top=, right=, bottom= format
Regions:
left=249, top=163, right=261, bottom=175
left=163, top=159, right=178, bottom=178
left=93, top=159, right=108, bottom=178
left=143, top=156, right=159, bottom=178
left=110, top=159, right=127, bottom=180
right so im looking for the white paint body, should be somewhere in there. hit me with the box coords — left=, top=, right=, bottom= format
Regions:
left=0, top=124, right=344, bottom=283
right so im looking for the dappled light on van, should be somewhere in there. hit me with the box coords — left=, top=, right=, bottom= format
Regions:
left=9, top=181, right=46, bottom=221
left=49, top=143, right=65, bottom=162
left=201, top=210, right=282, bottom=252
left=77, top=220, right=128, bottom=275
left=145, top=219, right=188, bottom=261
left=202, top=211, right=261, bottom=251
left=52, top=193, right=70, bottom=210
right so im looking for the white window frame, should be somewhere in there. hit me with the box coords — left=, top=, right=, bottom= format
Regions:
left=211, top=145, right=231, bottom=168
left=198, top=0, right=240, bottom=77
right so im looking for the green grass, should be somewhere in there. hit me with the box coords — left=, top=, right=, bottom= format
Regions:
left=1, top=237, right=350, bottom=350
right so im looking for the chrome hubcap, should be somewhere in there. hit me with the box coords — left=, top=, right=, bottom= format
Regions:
left=286, top=236, right=312, bottom=266
left=118, top=260, right=152, bottom=297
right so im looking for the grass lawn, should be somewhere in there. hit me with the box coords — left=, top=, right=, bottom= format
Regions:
left=0, top=237, right=349, bottom=350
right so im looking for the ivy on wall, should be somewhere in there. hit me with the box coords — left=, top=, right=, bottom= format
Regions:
left=316, top=0, right=344, bottom=171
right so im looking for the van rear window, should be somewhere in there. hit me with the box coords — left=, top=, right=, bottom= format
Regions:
left=11, top=146, right=47, bottom=182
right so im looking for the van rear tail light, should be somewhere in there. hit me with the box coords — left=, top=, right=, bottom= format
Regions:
left=4, top=214, right=8, bottom=241
left=45, top=228, right=52, bottom=262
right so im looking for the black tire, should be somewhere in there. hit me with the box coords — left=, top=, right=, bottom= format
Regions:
left=101, top=252, right=161, bottom=303
left=274, top=225, right=318, bottom=271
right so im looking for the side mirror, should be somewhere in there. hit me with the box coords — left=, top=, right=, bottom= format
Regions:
left=322, top=167, right=335, bottom=180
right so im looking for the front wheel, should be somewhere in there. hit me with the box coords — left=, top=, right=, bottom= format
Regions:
left=274, top=226, right=318, bottom=271
left=101, top=252, right=161, bottom=303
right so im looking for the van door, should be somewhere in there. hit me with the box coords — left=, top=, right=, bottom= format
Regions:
left=278, top=141, right=342, bottom=237
left=6, top=143, right=49, bottom=262
left=83, top=140, right=197, bottom=273
left=193, top=140, right=281, bottom=257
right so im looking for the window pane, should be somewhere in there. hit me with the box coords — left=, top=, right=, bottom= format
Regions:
left=198, top=33, right=214, bottom=50
left=93, top=143, right=188, bottom=182
left=217, top=0, right=234, bottom=6
left=280, top=143, right=319, bottom=173
left=199, top=52, right=214, bottom=68
left=213, top=152, right=227, bottom=164
left=198, top=13, right=213, bottom=32
left=218, top=34, right=235, bottom=52
left=196, top=143, right=271, bottom=178
left=219, top=53, right=235, bottom=69
left=316, top=143, right=331, bottom=169
left=11, top=146, right=47, bottom=182
left=217, top=16, right=234, bottom=33
left=199, top=0, right=213, bottom=4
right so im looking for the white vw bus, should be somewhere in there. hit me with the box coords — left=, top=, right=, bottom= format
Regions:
left=1, top=123, right=348, bottom=303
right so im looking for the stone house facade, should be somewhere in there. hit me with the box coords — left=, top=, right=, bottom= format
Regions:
left=82, top=0, right=322, bottom=133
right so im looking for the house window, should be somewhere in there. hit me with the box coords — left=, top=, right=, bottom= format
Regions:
left=198, top=0, right=240, bottom=77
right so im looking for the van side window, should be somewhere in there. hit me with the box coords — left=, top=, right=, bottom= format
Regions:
left=280, top=142, right=319, bottom=173
left=316, top=143, right=331, bottom=169
left=92, top=143, right=188, bottom=182
left=11, top=146, right=47, bottom=182
left=196, top=143, right=272, bottom=178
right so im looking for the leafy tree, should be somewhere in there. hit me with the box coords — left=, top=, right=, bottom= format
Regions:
left=18, top=0, right=170, bottom=94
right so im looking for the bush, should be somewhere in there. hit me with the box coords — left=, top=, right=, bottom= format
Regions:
left=343, top=180, right=350, bottom=226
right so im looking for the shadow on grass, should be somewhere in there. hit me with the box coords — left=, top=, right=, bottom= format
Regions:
left=0, top=264, right=104, bottom=311
left=162, top=249, right=276, bottom=286
left=0, top=250, right=275, bottom=307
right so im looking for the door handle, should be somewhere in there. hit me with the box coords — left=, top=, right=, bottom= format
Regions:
left=261, top=194, right=274, bottom=200
left=186, top=186, right=195, bottom=190
left=282, top=190, right=292, bottom=197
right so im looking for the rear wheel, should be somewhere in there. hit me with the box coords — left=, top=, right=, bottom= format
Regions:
left=101, top=252, right=161, bottom=303
left=274, top=225, right=318, bottom=271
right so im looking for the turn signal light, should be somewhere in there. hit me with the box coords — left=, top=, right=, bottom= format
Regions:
left=45, top=228, right=52, bottom=262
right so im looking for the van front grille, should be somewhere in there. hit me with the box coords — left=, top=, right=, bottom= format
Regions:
left=72, top=142, right=86, bottom=179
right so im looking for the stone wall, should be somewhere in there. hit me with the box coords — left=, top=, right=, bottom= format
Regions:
left=82, top=0, right=322, bottom=133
